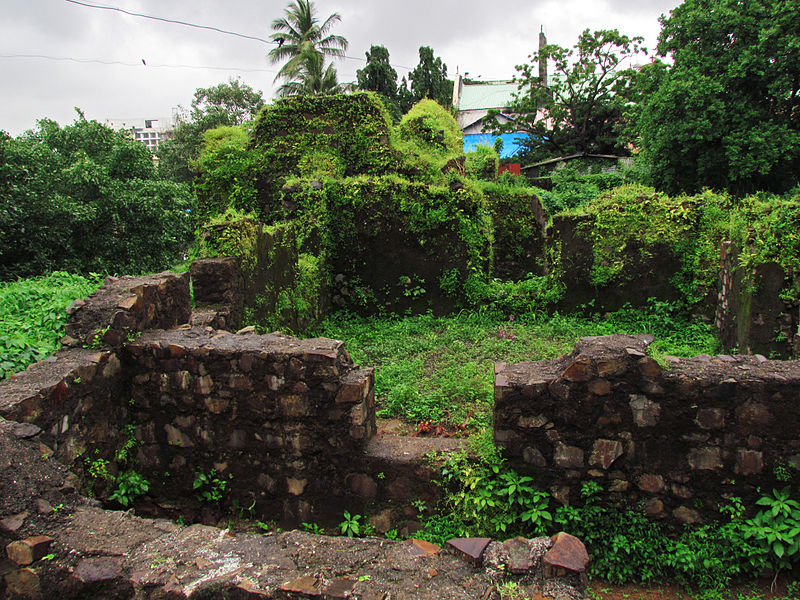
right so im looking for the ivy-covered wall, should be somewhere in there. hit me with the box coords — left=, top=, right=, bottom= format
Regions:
left=280, top=175, right=493, bottom=314
left=251, top=92, right=396, bottom=217
left=199, top=215, right=326, bottom=333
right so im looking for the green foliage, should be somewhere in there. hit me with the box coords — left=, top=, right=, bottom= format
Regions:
left=315, top=307, right=716, bottom=429
left=579, top=184, right=730, bottom=306
left=199, top=209, right=263, bottom=277
left=193, top=125, right=260, bottom=220
left=157, top=77, right=265, bottom=184
left=356, top=45, right=401, bottom=120
left=339, top=510, right=363, bottom=537
left=554, top=482, right=667, bottom=584
left=87, top=458, right=113, bottom=482
left=252, top=92, right=395, bottom=209
left=537, top=162, right=625, bottom=213
left=193, top=468, right=230, bottom=503
left=632, top=0, right=800, bottom=195
left=744, top=487, right=800, bottom=571
left=464, top=146, right=499, bottom=181
left=282, top=174, right=492, bottom=313
left=109, top=471, right=150, bottom=508
left=268, top=0, right=348, bottom=88
left=436, top=452, right=554, bottom=540
left=407, top=46, right=454, bottom=108
left=301, top=522, right=325, bottom=534
left=0, top=118, right=195, bottom=279
left=731, top=193, right=800, bottom=301
left=490, top=29, right=643, bottom=163
left=0, top=272, right=101, bottom=379
left=397, top=99, right=463, bottom=158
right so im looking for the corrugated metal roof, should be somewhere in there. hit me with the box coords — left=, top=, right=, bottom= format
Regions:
left=458, top=81, right=518, bottom=111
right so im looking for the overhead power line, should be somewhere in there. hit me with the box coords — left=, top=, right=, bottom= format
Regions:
left=0, top=53, right=279, bottom=73
left=63, top=0, right=412, bottom=71
left=64, top=0, right=275, bottom=45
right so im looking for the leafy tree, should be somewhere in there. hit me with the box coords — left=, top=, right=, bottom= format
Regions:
left=0, top=115, right=194, bottom=279
left=357, top=45, right=397, bottom=97
left=490, top=29, right=644, bottom=163
left=268, top=0, right=348, bottom=84
left=633, top=0, right=800, bottom=195
left=397, top=76, right=416, bottom=114
left=356, top=45, right=401, bottom=120
left=190, top=78, right=265, bottom=127
left=408, top=46, right=453, bottom=108
left=157, top=78, right=264, bottom=183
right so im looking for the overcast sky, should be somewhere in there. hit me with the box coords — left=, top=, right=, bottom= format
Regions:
left=1, top=0, right=683, bottom=136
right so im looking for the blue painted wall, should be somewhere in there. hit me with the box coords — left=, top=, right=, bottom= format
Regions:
left=463, top=132, right=527, bottom=158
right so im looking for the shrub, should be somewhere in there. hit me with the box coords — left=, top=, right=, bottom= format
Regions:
left=193, top=125, right=259, bottom=220
left=465, top=145, right=499, bottom=181
left=0, top=118, right=195, bottom=279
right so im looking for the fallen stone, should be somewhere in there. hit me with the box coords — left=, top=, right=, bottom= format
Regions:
left=72, top=557, right=123, bottom=584
left=5, top=535, right=53, bottom=566
left=503, top=537, right=531, bottom=574
left=673, top=506, right=703, bottom=525
left=11, top=423, right=41, bottom=439
left=4, top=568, right=40, bottom=597
left=543, top=532, right=589, bottom=577
left=321, top=578, right=355, bottom=599
left=406, top=538, right=440, bottom=557
left=447, top=537, right=491, bottom=566
left=0, top=511, right=28, bottom=534
left=280, top=575, right=321, bottom=598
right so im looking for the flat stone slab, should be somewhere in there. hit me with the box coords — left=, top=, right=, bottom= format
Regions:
left=447, top=537, right=491, bottom=565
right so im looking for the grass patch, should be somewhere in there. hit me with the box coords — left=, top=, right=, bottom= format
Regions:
left=315, top=301, right=719, bottom=428
left=0, top=272, right=102, bottom=379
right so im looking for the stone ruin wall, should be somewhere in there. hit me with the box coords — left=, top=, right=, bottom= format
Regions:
left=0, top=267, right=590, bottom=599
left=494, top=334, right=800, bottom=525
left=0, top=269, right=376, bottom=526
left=126, top=327, right=375, bottom=525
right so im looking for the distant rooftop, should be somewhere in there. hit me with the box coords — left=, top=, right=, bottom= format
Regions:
left=457, top=80, right=519, bottom=111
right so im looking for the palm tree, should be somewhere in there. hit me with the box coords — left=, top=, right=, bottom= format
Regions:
left=268, top=0, right=348, bottom=84
left=276, top=47, right=350, bottom=97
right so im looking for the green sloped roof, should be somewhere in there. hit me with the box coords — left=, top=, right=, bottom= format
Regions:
left=458, top=81, right=518, bottom=110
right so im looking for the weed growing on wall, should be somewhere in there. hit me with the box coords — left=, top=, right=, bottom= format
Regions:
left=251, top=92, right=396, bottom=215
left=281, top=174, right=493, bottom=314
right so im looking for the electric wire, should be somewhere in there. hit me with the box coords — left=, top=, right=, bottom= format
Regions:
left=0, top=53, right=279, bottom=73
left=62, top=0, right=412, bottom=71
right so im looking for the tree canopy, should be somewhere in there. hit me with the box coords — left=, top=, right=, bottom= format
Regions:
left=490, top=29, right=644, bottom=164
left=408, top=46, right=453, bottom=108
left=157, top=78, right=264, bottom=183
left=633, top=0, right=800, bottom=195
left=1, top=115, right=194, bottom=279
left=356, top=45, right=402, bottom=120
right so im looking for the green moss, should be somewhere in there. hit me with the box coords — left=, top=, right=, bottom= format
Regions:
left=251, top=92, right=395, bottom=214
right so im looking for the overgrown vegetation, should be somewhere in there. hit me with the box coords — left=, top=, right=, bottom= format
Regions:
left=0, top=271, right=101, bottom=379
left=315, top=303, right=718, bottom=429
left=0, top=116, right=195, bottom=280
left=415, top=450, right=800, bottom=592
